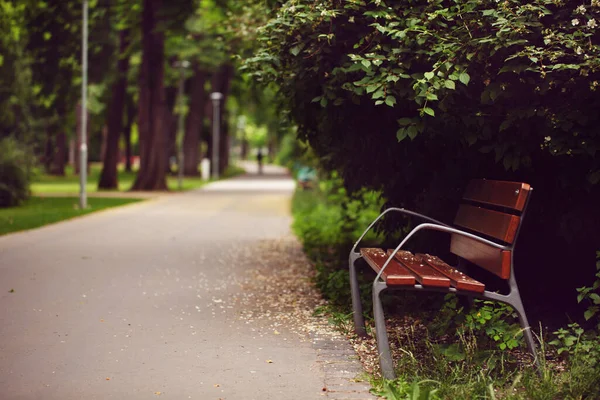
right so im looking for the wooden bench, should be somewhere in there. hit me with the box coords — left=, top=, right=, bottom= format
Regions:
left=348, top=179, right=537, bottom=379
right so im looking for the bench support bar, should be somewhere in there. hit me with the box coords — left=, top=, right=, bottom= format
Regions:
left=373, top=282, right=395, bottom=379
left=349, top=251, right=367, bottom=337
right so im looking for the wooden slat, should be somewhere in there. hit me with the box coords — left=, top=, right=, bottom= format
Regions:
left=463, top=180, right=531, bottom=212
left=454, top=204, right=520, bottom=243
left=388, top=250, right=451, bottom=288
left=417, top=253, right=485, bottom=293
left=360, top=248, right=416, bottom=286
left=450, top=234, right=511, bottom=279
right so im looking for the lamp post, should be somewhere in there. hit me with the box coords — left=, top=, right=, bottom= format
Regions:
left=210, top=92, right=223, bottom=180
left=175, top=60, right=190, bottom=190
left=79, top=0, right=88, bottom=209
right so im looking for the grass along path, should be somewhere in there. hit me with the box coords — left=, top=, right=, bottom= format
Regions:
left=0, top=197, right=144, bottom=236
left=2, top=163, right=246, bottom=236
left=31, top=163, right=246, bottom=194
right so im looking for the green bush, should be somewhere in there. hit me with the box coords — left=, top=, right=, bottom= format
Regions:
left=291, top=172, right=385, bottom=308
left=0, top=137, right=32, bottom=207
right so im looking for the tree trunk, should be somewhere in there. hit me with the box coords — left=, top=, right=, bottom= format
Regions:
left=132, top=0, right=168, bottom=191
left=164, top=85, right=178, bottom=174
left=99, top=29, right=130, bottom=190
left=43, top=130, right=53, bottom=172
left=183, top=65, right=206, bottom=175
left=68, top=138, right=75, bottom=167
left=268, top=136, right=276, bottom=162
left=210, top=64, right=234, bottom=175
left=123, top=94, right=136, bottom=172
left=240, top=137, right=249, bottom=160
left=50, top=131, right=66, bottom=176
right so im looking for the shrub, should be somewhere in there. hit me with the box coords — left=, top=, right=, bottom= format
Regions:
left=0, top=137, right=32, bottom=207
left=291, top=172, right=384, bottom=308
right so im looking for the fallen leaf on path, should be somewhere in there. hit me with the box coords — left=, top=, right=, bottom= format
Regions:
left=9, top=289, right=14, bottom=293
left=266, top=359, right=273, bottom=363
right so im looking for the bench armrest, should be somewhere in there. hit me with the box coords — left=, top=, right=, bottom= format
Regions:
left=374, top=223, right=510, bottom=283
left=351, top=207, right=450, bottom=254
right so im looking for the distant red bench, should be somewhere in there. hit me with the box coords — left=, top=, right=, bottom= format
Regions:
left=348, top=179, right=537, bottom=379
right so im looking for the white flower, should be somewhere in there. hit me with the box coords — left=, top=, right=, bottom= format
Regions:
left=572, top=18, right=580, bottom=26
left=576, top=5, right=586, bottom=14
left=576, top=46, right=584, bottom=54
left=544, top=136, right=552, bottom=142
left=588, top=18, right=598, bottom=28
left=592, top=0, right=600, bottom=7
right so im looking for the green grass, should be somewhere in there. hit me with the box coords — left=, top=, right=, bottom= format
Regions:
left=31, top=163, right=246, bottom=194
left=0, top=196, right=144, bottom=236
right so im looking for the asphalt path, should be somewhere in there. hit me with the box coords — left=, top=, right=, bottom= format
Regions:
left=0, top=164, right=338, bottom=400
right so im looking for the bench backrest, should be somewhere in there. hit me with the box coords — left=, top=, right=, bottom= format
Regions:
left=450, top=179, right=532, bottom=279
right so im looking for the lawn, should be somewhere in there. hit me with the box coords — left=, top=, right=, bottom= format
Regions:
left=0, top=197, right=144, bottom=236
left=2, top=163, right=247, bottom=236
left=30, top=163, right=246, bottom=194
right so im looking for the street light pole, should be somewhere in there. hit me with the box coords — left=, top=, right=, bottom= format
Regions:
left=210, top=92, right=223, bottom=180
left=79, top=0, right=88, bottom=209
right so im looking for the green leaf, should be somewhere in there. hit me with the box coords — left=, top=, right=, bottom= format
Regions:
left=372, top=89, right=385, bottom=99
left=361, top=59, right=371, bottom=68
left=407, top=125, right=418, bottom=140
left=424, top=71, right=434, bottom=80
left=366, top=84, right=380, bottom=94
left=397, top=118, right=412, bottom=126
left=585, top=308, right=597, bottom=320
left=0, top=54, right=3, bottom=67
left=459, top=72, right=470, bottom=85
left=385, top=96, right=396, bottom=107
left=290, top=45, right=301, bottom=56
left=396, top=128, right=408, bottom=142
left=320, top=97, right=328, bottom=107
left=423, top=107, right=435, bottom=117
left=444, top=80, right=456, bottom=90
left=426, top=93, right=438, bottom=101
left=375, top=100, right=384, bottom=105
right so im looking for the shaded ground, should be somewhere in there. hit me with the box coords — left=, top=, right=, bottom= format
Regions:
left=0, top=164, right=376, bottom=400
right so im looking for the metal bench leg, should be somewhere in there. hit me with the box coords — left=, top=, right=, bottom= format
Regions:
left=349, top=252, right=367, bottom=337
left=507, top=294, right=539, bottom=369
left=373, top=282, right=395, bottom=379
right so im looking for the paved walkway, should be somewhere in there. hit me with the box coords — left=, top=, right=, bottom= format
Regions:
left=0, top=164, right=376, bottom=400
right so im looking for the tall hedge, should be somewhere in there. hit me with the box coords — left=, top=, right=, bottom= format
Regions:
left=246, top=0, right=600, bottom=322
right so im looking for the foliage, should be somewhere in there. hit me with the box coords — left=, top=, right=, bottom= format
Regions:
left=291, top=172, right=384, bottom=307
left=0, top=137, right=33, bottom=207
left=576, top=251, right=600, bottom=329
left=246, top=0, right=599, bottom=179
left=549, top=323, right=600, bottom=399
left=372, top=379, right=440, bottom=400
left=431, top=295, right=524, bottom=352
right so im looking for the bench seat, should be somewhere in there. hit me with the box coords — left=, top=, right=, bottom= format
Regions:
left=361, top=248, right=486, bottom=293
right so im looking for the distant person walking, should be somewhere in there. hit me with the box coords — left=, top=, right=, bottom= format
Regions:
left=257, top=150, right=264, bottom=175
